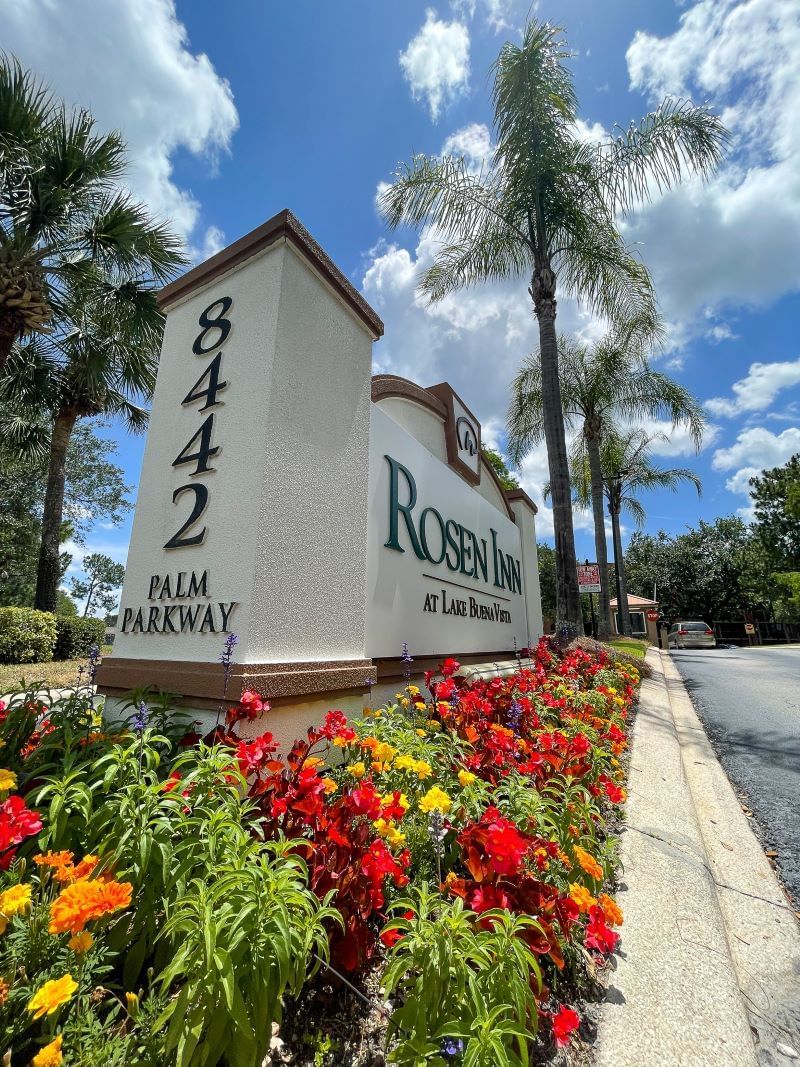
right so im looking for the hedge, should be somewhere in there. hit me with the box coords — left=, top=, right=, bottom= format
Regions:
left=54, top=616, right=106, bottom=660
left=0, top=607, right=58, bottom=664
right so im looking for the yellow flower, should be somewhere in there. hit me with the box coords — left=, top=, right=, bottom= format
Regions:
left=0, top=977, right=8, bottom=1005
left=574, top=846, right=603, bottom=881
left=381, top=791, right=409, bottom=813
left=394, top=754, right=417, bottom=772
left=125, top=991, right=140, bottom=1017
left=373, top=818, right=407, bottom=847
left=68, top=931, right=94, bottom=953
left=373, top=742, right=396, bottom=764
left=0, top=882, right=32, bottom=917
left=0, top=768, right=16, bottom=793
left=303, top=756, right=324, bottom=770
left=406, top=685, right=420, bottom=696
left=418, top=786, right=452, bottom=814
left=347, top=761, right=366, bottom=779
left=321, top=777, right=338, bottom=794
left=28, top=974, right=77, bottom=1019
left=414, top=760, right=433, bottom=780
left=32, top=1036, right=63, bottom=1067
left=569, top=883, right=597, bottom=913
left=332, top=736, right=348, bottom=747
left=457, top=770, right=476, bottom=787
left=415, top=728, right=426, bottom=737
left=414, top=701, right=426, bottom=711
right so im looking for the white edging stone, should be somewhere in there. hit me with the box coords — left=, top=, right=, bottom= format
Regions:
left=660, top=650, right=800, bottom=1065
left=595, top=648, right=758, bottom=1067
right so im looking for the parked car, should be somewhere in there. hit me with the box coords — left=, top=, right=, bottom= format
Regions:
left=667, top=621, right=717, bottom=650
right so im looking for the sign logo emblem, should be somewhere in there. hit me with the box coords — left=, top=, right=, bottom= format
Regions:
left=456, top=416, right=478, bottom=457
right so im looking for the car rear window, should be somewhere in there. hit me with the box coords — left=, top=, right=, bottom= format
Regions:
left=683, top=622, right=710, bottom=631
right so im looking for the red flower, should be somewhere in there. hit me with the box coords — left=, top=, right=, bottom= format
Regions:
left=585, top=905, right=619, bottom=954
left=552, top=1006, right=580, bottom=1047
left=0, top=795, right=43, bottom=854
left=350, top=782, right=382, bottom=820
left=570, top=733, right=591, bottom=756
left=320, top=710, right=356, bottom=743
left=380, top=790, right=408, bottom=822
left=226, top=690, right=270, bottom=726
left=604, top=780, right=625, bottom=804
left=236, top=731, right=279, bottom=776
left=437, top=677, right=458, bottom=701
left=440, top=657, right=461, bottom=678
left=161, top=770, right=183, bottom=793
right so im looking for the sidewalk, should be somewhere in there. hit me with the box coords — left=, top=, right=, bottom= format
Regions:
left=595, top=647, right=800, bottom=1067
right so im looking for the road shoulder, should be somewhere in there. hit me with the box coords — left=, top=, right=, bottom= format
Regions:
left=595, top=647, right=800, bottom=1067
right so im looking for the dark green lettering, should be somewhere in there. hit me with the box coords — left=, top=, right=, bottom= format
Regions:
left=384, top=455, right=425, bottom=559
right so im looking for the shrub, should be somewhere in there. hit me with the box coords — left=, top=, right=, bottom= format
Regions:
left=0, top=607, right=57, bottom=664
left=54, top=616, right=106, bottom=660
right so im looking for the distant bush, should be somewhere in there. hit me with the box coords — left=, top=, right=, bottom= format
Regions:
left=54, top=616, right=106, bottom=660
left=0, top=607, right=57, bottom=664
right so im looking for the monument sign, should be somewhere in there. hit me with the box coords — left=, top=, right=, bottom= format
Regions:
left=98, top=211, right=543, bottom=747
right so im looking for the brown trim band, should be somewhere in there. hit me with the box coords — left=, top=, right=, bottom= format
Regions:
left=373, top=649, right=526, bottom=685
left=96, top=656, right=375, bottom=704
left=505, top=487, right=539, bottom=515
left=371, top=374, right=448, bottom=418
left=158, top=209, right=384, bottom=339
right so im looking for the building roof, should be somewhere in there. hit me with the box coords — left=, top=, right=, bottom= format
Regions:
left=610, top=594, right=658, bottom=607
left=158, top=209, right=384, bottom=338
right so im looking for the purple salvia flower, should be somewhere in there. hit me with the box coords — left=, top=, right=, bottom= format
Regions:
left=507, top=700, right=523, bottom=735
left=132, top=700, right=148, bottom=734
left=441, top=1038, right=464, bottom=1057
left=401, top=642, right=413, bottom=684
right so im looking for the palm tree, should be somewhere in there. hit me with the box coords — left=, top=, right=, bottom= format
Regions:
left=379, top=20, right=727, bottom=633
left=0, top=56, right=184, bottom=377
left=2, top=268, right=168, bottom=612
left=507, top=331, right=706, bottom=637
left=573, top=429, right=701, bottom=636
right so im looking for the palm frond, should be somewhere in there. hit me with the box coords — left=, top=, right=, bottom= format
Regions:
left=597, top=97, right=730, bottom=216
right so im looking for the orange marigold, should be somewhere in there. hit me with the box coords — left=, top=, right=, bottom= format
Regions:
left=574, top=846, right=603, bottom=880
left=0, top=977, right=8, bottom=1006
left=598, top=893, right=623, bottom=927
left=569, top=882, right=597, bottom=914
left=35, top=851, right=74, bottom=870
left=54, top=854, right=99, bottom=884
left=49, top=879, right=133, bottom=935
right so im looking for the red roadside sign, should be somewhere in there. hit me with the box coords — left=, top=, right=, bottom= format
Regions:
left=577, top=563, right=601, bottom=593
left=647, top=610, right=659, bottom=622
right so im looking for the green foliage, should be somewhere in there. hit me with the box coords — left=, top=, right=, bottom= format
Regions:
left=536, top=543, right=556, bottom=621
left=54, top=615, right=106, bottom=659
left=0, top=424, right=131, bottom=608
left=383, top=887, right=543, bottom=1066
left=68, top=552, right=125, bottom=618
left=624, top=517, right=781, bottom=621
left=482, top=447, right=519, bottom=490
left=749, top=454, right=800, bottom=570
left=0, top=605, right=56, bottom=663
left=57, top=591, right=78, bottom=616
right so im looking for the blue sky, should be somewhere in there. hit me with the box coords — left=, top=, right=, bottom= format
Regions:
left=1, top=0, right=799, bottom=597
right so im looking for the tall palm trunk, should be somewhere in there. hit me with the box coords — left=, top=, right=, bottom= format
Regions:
left=531, top=265, right=582, bottom=632
left=609, top=497, right=631, bottom=636
left=0, top=316, right=19, bottom=378
left=35, top=409, right=77, bottom=613
left=585, top=427, right=613, bottom=638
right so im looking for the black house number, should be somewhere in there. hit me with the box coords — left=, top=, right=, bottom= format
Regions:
left=164, top=297, right=233, bottom=550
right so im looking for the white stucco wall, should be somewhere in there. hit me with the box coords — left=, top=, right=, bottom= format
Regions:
left=113, top=238, right=373, bottom=665
left=376, top=396, right=448, bottom=463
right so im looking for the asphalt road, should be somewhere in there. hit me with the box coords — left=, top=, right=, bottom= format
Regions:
left=669, top=645, right=800, bottom=905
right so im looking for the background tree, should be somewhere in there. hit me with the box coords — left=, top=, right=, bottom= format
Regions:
left=482, top=446, right=520, bottom=490
left=573, top=429, right=700, bottom=635
left=749, top=455, right=800, bottom=570
left=508, top=331, right=705, bottom=638
left=535, top=542, right=557, bottom=625
left=0, top=423, right=130, bottom=607
left=626, top=516, right=799, bottom=624
left=69, top=552, right=125, bottom=618
left=0, top=56, right=184, bottom=377
left=380, top=19, right=726, bottom=632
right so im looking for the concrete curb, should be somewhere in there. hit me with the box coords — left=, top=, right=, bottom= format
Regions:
left=660, top=650, right=800, bottom=1065
left=595, top=648, right=759, bottom=1067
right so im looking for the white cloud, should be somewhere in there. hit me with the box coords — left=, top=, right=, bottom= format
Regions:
left=624, top=0, right=800, bottom=336
left=399, top=10, right=470, bottom=121
left=628, top=418, right=719, bottom=457
left=451, top=0, right=516, bottom=32
left=706, top=358, right=800, bottom=417
left=441, top=122, right=493, bottom=171
left=712, top=425, right=800, bottom=473
left=0, top=0, right=238, bottom=240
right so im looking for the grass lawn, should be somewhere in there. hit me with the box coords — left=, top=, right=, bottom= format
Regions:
left=0, top=647, right=113, bottom=693
left=608, top=638, right=649, bottom=658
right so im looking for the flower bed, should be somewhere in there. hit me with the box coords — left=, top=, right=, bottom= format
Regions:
left=0, top=638, right=638, bottom=1065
